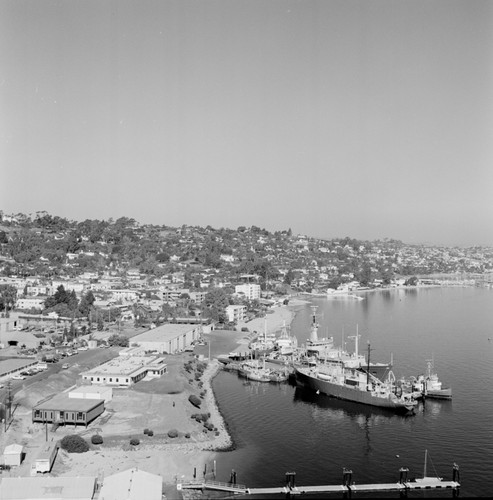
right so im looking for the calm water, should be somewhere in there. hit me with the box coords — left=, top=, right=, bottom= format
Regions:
left=211, top=287, right=493, bottom=497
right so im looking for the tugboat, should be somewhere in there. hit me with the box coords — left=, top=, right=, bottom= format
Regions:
left=412, top=358, right=452, bottom=400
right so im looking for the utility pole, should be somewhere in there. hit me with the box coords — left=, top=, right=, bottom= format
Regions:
left=5, top=380, right=13, bottom=429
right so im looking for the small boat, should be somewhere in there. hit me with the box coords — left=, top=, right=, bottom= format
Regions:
left=274, top=322, right=298, bottom=355
left=269, top=369, right=290, bottom=383
left=413, top=358, right=452, bottom=400
left=249, top=320, right=276, bottom=355
left=238, top=359, right=272, bottom=383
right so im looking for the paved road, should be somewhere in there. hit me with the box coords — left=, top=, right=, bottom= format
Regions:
left=0, top=347, right=120, bottom=411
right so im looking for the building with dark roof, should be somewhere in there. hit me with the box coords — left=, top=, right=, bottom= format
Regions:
left=32, top=394, right=104, bottom=427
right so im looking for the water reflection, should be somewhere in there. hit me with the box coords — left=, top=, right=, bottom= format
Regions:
left=422, top=397, right=452, bottom=417
left=292, top=386, right=407, bottom=422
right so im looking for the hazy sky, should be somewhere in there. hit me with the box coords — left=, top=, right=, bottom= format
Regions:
left=1, top=0, right=492, bottom=246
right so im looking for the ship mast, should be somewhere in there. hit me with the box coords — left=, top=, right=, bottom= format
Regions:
left=348, top=326, right=360, bottom=358
left=366, top=341, right=371, bottom=388
left=309, top=306, right=319, bottom=343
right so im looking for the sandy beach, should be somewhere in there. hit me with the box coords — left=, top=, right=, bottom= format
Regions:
left=1, top=300, right=309, bottom=496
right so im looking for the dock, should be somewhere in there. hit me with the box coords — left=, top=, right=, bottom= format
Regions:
left=178, top=465, right=460, bottom=497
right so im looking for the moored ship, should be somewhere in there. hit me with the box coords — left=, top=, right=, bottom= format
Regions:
left=294, top=341, right=417, bottom=413
left=303, top=306, right=392, bottom=381
left=294, top=360, right=417, bottom=413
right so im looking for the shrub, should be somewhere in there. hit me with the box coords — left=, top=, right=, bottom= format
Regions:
left=143, top=428, right=149, bottom=435
left=91, top=434, right=103, bottom=445
left=60, top=435, right=90, bottom=453
left=167, top=429, right=179, bottom=438
left=147, top=430, right=154, bottom=437
left=188, top=394, right=201, bottom=408
left=204, top=422, right=214, bottom=431
left=185, top=433, right=190, bottom=439
left=130, top=438, right=140, bottom=446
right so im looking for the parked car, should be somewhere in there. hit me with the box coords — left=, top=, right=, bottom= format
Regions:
left=12, top=374, right=26, bottom=380
left=62, top=363, right=69, bottom=369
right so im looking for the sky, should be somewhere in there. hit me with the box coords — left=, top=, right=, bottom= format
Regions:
left=1, top=0, right=492, bottom=247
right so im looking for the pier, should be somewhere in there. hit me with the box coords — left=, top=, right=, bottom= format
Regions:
left=178, top=464, right=460, bottom=497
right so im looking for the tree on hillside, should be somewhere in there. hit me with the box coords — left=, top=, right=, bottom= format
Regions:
left=78, top=290, right=95, bottom=315
left=202, top=288, right=230, bottom=323
left=44, top=285, right=79, bottom=314
left=0, top=285, right=17, bottom=314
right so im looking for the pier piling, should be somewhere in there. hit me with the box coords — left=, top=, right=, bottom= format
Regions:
left=453, top=463, right=460, bottom=483
left=399, top=467, right=410, bottom=483
left=285, top=472, right=296, bottom=488
left=342, top=468, right=353, bottom=486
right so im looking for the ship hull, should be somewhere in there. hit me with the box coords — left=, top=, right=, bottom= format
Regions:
left=424, top=388, right=452, bottom=400
left=295, top=367, right=415, bottom=413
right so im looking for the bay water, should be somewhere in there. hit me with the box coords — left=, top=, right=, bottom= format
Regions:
left=211, top=287, right=493, bottom=497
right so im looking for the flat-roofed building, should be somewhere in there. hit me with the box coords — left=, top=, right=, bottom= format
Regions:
left=226, top=304, right=247, bottom=323
left=0, top=313, right=20, bottom=333
left=32, top=394, right=104, bottom=427
left=69, top=385, right=113, bottom=402
left=235, top=283, right=261, bottom=300
left=131, top=323, right=201, bottom=354
left=15, top=297, right=46, bottom=310
left=99, top=468, right=162, bottom=500
left=0, top=358, right=39, bottom=380
left=3, top=444, right=23, bottom=466
left=0, top=476, right=97, bottom=500
left=81, top=355, right=167, bottom=387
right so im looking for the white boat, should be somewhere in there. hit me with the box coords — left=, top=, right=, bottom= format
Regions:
left=274, top=322, right=298, bottom=356
left=413, top=358, right=452, bottom=400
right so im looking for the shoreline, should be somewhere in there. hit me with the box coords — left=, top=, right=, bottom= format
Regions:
left=204, top=299, right=308, bottom=454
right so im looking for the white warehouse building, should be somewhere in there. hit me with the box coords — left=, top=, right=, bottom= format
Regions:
left=131, top=323, right=202, bottom=354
